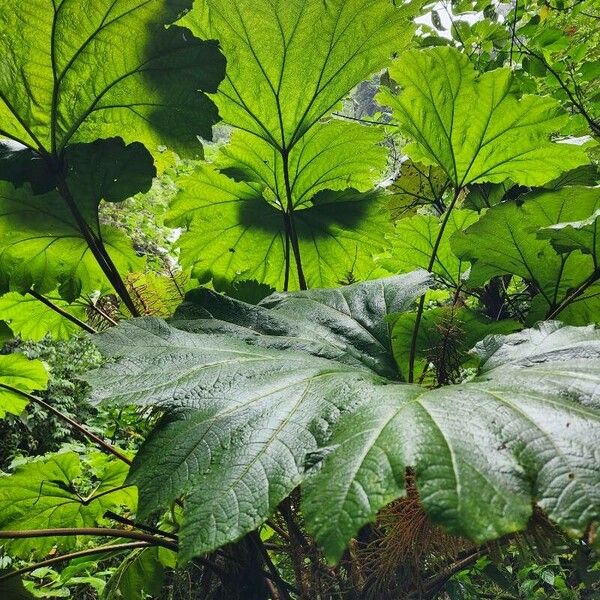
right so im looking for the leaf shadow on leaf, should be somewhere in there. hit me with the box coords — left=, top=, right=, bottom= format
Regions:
left=138, top=25, right=225, bottom=154
left=236, top=189, right=378, bottom=239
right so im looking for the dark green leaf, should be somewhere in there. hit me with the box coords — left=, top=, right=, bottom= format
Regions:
left=88, top=277, right=600, bottom=564
left=86, top=273, right=431, bottom=561
left=64, top=138, right=156, bottom=205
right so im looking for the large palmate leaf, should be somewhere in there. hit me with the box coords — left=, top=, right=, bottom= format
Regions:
left=0, top=0, right=224, bottom=158
left=86, top=272, right=431, bottom=561
left=0, top=451, right=136, bottom=558
left=171, top=0, right=418, bottom=290
left=87, top=275, right=600, bottom=564
left=172, top=270, right=432, bottom=380
left=168, top=167, right=391, bottom=290
left=381, top=209, right=479, bottom=287
left=185, top=0, right=419, bottom=148
left=0, top=354, right=48, bottom=418
left=452, top=188, right=600, bottom=324
left=0, top=182, right=142, bottom=301
left=379, top=47, right=589, bottom=187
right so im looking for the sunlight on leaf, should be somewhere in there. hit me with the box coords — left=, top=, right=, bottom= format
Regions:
left=0, top=353, right=48, bottom=418
left=379, top=47, right=590, bottom=187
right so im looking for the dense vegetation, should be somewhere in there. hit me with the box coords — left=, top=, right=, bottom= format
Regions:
left=0, top=0, right=599, bottom=598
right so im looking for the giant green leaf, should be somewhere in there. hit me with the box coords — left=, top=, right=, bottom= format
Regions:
left=172, top=270, right=432, bottom=380
left=185, top=0, right=419, bottom=149
left=171, top=0, right=419, bottom=290
left=85, top=273, right=431, bottom=561
left=0, top=0, right=224, bottom=159
left=0, top=292, right=89, bottom=341
left=303, top=321, right=600, bottom=562
left=452, top=188, right=600, bottom=323
left=0, top=451, right=136, bottom=558
left=379, top=47, right=590, bottom=187
left=0, top=182, right=143, bottom=301
left=381, top=209, right=479, bottom=287
left=0, top=353, right=48, bottom=418
left=87, top=276, right=600, bottom=564
left=168, top=166, right=391, bottom=290
left=64, top=138, right=156, bottom=205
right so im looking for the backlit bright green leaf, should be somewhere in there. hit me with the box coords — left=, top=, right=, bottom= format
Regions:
left=0, top=353, right=48, bottom=418
left=379, top=47, right=590, bottom=187
left=452, top=188, right=600, bottom=324
left=0, top=0, right=224, bottom=159
left=0, top=292, right=89, bottom=341
left=381, top=209, right=479, bottom=287
left=168, top=167, right=391, bottom=290
left=0, top=182, right=143, bottom=301
left=185, top=0, right=419, bottom=148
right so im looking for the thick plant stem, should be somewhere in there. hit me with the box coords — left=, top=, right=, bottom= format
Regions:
left=282, top=215, right=292, bottom=292
left=55, top=174, right=141, bottom=317
left=0, top=384, right=132, bottom=465
left=281, top=149, right=307, bottom=290
left=250, top=531, right=293, bottom=600
left=104, top=511, right=179, bottom=541
left=407, top=188, right=462, bottom=383
left=288, top=214, right=307, bottom=290
left=27, top=289, right=96, bottom=334
left=0, top=541, right=153, bottom=583
left=0, top=528, right=178, bottom=551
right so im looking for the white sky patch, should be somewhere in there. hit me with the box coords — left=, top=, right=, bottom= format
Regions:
left=414, top=1, right=511, bottom=39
